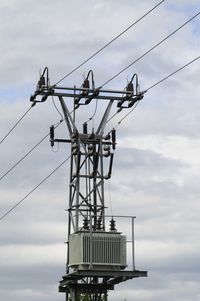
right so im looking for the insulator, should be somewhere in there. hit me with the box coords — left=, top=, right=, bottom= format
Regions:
left=111, top=129, right=116, bottom=150
left=104, top=134, right=111, bottom=140
left=83, top=122, right=88, bottom=134
left=39, top=75, right=45, bottom=88
left=137, top=93, right=144, bottom=100
left=83, top=218, right=89, bottom=230
left=88, top=144, right=94, bottom=151
left=85, top=89, right=99, bottom=105
left=30, top=94, right=35, bottom=102
left=88, top=144, right=95, bottom=155
left=128, top=98, right=137, bottom=108
left=88, top=132, right=95, bottom=139
left=72, top=149, right=78, bottom=155
left=126, top=81, right=134, bottom=94
left=117, top=100, right=123, bottom=108
left=83, top=78, right=90, bottom=89
left=71, top=131, right=78, bottom=140
left=110, top=218, right=117, bottom=232
left=97, top=218, right=102, bottom=230
left=71, top=131, right=78, bottom=143
left=41, top=94, right=49, bottom=102
left=103, top=151, right=110, bottom=158
left=72, top=142, right=78, bottom=155
left=50, top=125, right=54, bottom=147
left=103, top=145, right=110, bottom=152
left=75, top=97, right=80, bottom=105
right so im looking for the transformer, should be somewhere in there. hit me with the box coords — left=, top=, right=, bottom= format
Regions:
left=69, top=232, right=127, bottom=271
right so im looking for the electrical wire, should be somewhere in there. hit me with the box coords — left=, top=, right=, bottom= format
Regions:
left=100, top=10, right=200, bottom=88
left=54, top=0, right=165, bottom=86
left=106, top=111, right=119, bottom=125
left=115, top=101, right=140, bottom=129
left=2, top=55, right=198, bottom=191
left=146, top=55, right=200, bottom=91
left=0, top=104, right=34, bottom=145
left=1, top=54, right=199, bottom=222
left=110, top=55, right=200, bottom=129
left=0, top=119, right=63, bottom=183
left=1, top=45, right=199, bottom=223
left=52, top=96, right=64, bottom=121
left=86, top=99, right=99, bottom=123
left=0, top=155, right=71, bottom=221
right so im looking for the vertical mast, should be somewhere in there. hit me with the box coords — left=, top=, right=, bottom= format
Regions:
left=30, top=68, right=147, bottom=301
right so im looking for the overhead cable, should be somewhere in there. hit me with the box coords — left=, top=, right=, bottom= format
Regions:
left=100, top=10, right=200, bottom=88
left=111, top=55, right=200, bottom=128
left=0, top=155, right=70, bottom=221
left=1, top=55, right=199, bottom=221
left=146, top=55, right=200, bottom=91
left=0, top=119, right=63, bottom=183
left=0, top=104, right=34, bottom=145
left=2, top=55, right=199, bottom=185
left=54, top=0, right=166, bottom=85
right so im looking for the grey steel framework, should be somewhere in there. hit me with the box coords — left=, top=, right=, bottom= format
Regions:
left=30, top=68, right=147, bottom=301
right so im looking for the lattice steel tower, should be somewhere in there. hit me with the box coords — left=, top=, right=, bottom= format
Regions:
left=31, top=68, right=147, bottom=301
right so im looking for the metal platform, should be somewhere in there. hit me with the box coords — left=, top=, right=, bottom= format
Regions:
left=59, top=269, right=147, bottom=293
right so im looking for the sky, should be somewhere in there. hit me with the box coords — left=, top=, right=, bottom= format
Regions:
left=0, top=0, right=200, bottom=300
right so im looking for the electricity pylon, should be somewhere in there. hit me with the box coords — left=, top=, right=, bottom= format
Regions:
left=31, top=68, right=147, bottom=301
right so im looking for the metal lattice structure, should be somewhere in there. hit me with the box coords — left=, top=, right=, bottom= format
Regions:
left=30, top=68, right=147, bottom=301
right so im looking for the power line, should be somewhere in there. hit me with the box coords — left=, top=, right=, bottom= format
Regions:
left=1, top=55, right=199, bottom=223
left=86, top=99, right=99, bottom=123
left=108, top=55, right=200, bottom=130
left=100, top=10, right=200, bottom=88
left=52, top=96, right=64, bottom=121
left=146, top=55, right=200, bottom=91
left=3, top=55, right=198, bottom=185
left=0, top=104, right=34, bottom=145
left=1, top=52, right=199, bottom=224
left=0, top=155, right=70, bottom=221
left=0, top=119, right=63, bottom=183
left=54, top=0, right=165, bottom=85
left=115, top=102, right=140, bottom=128
left=0, top=133, right=48, bottom=182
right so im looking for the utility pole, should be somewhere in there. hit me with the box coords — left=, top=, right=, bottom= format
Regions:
left=30, top=68, right=147, bottom=301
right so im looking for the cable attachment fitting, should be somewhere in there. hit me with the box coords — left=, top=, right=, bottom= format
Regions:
left=50, top=125, right=55, bottom=147
left=103, top=130, right=115, bottom=179
left=75, top=70, right=100, bottom=108
left=30, top=67, right=53, bottom=105
left=110, top=218, right=117, bottom=232
left=37, top=67, right=50, bottom=90
left=117, top=73, right=144, bottom=112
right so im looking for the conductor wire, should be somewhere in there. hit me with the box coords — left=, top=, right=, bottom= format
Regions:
left=146, top=55, right=200, bottom=91
left=100, top=10, right=200, bottom=88
left=0, top=105, right=34, bottom=145
left=54, top=0, right=166, bottom=85
left=111, top=55, right=200, bottom=130
left=0, top=119, right=63, bottom=182
left=0, top=155, right=71, bottom=221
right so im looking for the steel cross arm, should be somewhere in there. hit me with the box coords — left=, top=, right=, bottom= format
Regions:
left=53, top=85, right=137, bottom=96
left=35, top=91, right=140, bottom=101
left=55, top=91, right=131, bottom=101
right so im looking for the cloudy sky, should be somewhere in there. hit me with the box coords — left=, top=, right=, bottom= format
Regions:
left=0, top=0, right=200, bottom=300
